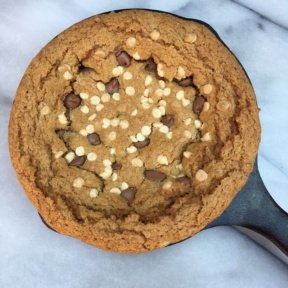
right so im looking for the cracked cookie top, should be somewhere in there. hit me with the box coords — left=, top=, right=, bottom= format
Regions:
left=9, top=10, right=261, bottom=253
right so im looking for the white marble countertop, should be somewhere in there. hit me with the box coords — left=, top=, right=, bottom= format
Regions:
left=0, top=0, right=288, bottom=287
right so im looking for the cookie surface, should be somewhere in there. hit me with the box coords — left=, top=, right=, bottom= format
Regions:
left=9, top=10, right=260, bottom=253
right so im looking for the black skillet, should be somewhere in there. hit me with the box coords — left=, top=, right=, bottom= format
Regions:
left=39, top=10, right=288, bottom=256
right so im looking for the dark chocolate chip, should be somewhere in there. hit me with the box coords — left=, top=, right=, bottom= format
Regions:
left=161, top=114, right=174, bottom=128
left=121, top=187, right=137, bottom=203
left=193, top=96, right=206, bottom=114
left=178, top=77, right=193, bottom=87
left=56, top=129, right=65, bottom=140
left=145, top=170, right=166, bottom=182
left=87, top=133, right=101, bottom=145
left=62, top=93, right=81, bottom=109
left=177, top=176, right=191, bottom=186
left=106, top=78, right=119, bottom=94
left=69, top=155, right=86, bottom=167
left=145, top=59, right=157, bottom=72
left=115, top=50, right=131, bottom=67
left=133, top=138, right=150, bottom=149
left=112, top=161, right=122, bottom=170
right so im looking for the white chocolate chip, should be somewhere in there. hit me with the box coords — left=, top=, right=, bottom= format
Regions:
left=158, top=80, right=165, bottom=89
left=184, top=130, right=192, bottom=139
left=131, top=158, right=143, bottom=167
left=176, top=164, right=183, bottom=170
left=112, top=67, right=121, bottom=77
left=119, top=119, right=129, bottom=129
left=58, top=113, right=68, bottom=125
left=145, top=75, right=153, bottom=86
left=58, top=64, right=70, bottom=73
left=111, top=172, right=118, bottom=181
left=121, top=182, right=129, bottom=191
left=157, top=155, right=169, bottom=165
left=75, top=146, right=85, bottom=156
left=89, top=188, right=99, bottom=198
left=125, top=86, right=135, bottom=96
left=163, top=88, right=171, bottom=96
left=127, top=146, right=137, bottom=153
left=183, top=151, right=192, bottom=159
left=65, top=152, right=75, bottom=163
left=142, top=102, right=151, bottom=109
left=97, top=82, right=106, bottom=92
left=87, top=152, right=97, bottom=161
left=159, top=100, right=167, bottom=107
left=144, top=89, right=149, bottom=97
left=141, top=95, right=148, bottom=104
left=63, top=71, right=73, bottom=80
left=101, top=93, right=111, bottom=103
left=216, top=100, right=230, bottom=111
left=80, top=92, right=89, bottom=99
left=159, top=125, right=169, bottom=134
left=203, top=102, right=210, bottom=112
left=73, top=177, right=84, bottom=188
left=126, top=37, right=136, bottom=47
left=96, top=103, right=104, bottom=111
left=141, top=126, right=151, bottom=136
left=103, top=159, right=112, bottom=167
left=112, top=93, right=120, bottom=101
left=150, top=29, right=160, bottom=40
left=184, top=33, right=197, bottom=43
left=184, top=118, right=192, bottom=126
left=80, top=105, right=89, bottom=114
left=86, top=124, right=95, bottom=134
left=94, top=49, right=106, bottom=57
left=111, top=118, right=120, bottom=127
left=155, top=89, right=164, bottom=97
left=136, top=133, right=145, bottom=142
left=176, top=90, right=185, bottom=100
left=201, top=132, right=211, bottom=142
left=88, top=113, right=97, bottom=121
left=110, top=187, right=121, bottom=194
left=182, top=98, right=191, bottom=107
left=123, top=71, right=133, bottom=80
left=108, top=131, right=117, bottom=141
left=130, top=135, right=138, bottom=142
left=40, top=105, right=50, bottom=115
left=166, top=131, right=173, bottom=139
left=152, top=108, right=162, bottom=118
left=157, top=63, right=164, bottom=77
left=90, top=95, right=100, bottom=105
left=110, top=148, right=116, bottom=155
left=104, top=166, right=113, bottom=173
left=163, top=181, right=172, bottom=189
left=203, top=84, right=213, bottom=94
left=159, top=106, right=166, bottom=116
left=100, top=171, right=111, bottom=179
left=54, top=151, right=64, bottom=159
left=177, top=66, right=186, bottom=79
left=194, top=119, right=202, bottom=129
left=195, top=169, right=208, bottom=181
left=131, top=109, right=138, bottom=116
left=153, top=122, right=163, bottom=128
left=102, top=118, right=111, bottom=128
left=79, top=129, right=88, bottom=136
left=132, top=52, right=141, bottom=60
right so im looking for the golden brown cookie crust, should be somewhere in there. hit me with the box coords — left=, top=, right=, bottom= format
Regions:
left=9, top=10, right=261, bottom=253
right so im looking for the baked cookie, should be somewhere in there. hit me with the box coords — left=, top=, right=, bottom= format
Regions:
left=9, top=10, right=261, bottom=253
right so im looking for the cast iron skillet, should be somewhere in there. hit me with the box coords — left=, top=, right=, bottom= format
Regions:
left=39, top=9, right=288, bottom=256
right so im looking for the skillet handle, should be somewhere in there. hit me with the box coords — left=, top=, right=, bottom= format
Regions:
left=207, top=159, right=288, bottom=256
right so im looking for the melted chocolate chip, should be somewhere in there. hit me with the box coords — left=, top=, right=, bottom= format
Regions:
left=56, top=129, right=65, bottom=140
left=69, top=155, right=86, bottom=167
left=145, top=59, right=157, bottom=71
left=62, top=93, right=81, bottom=109
left=106, top=78, right=119, bottom=94
left=121, top=187, right=137, bottom=203
left=145, top=170, right=166, bottom=182
left=87, top=133, right=101, bottom=145
left=161, top=115, right=174, bottom=128
left=193, top=96, right=206, bottom=114
left=112, top=161, right=122, bottom=170
left=177, top=176, right=191, bottom=186
left=133, top=138, right=150, bottom=149
left=178, top=77, right=193, bottom=87
left=115, top=50, right=131, bottom=67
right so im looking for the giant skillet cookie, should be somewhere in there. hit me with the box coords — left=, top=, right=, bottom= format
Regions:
left=9, top=10, right=261, bottom=253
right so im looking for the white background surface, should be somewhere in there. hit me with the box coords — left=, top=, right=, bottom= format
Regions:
left=1, top=0, right=288, bottom=287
